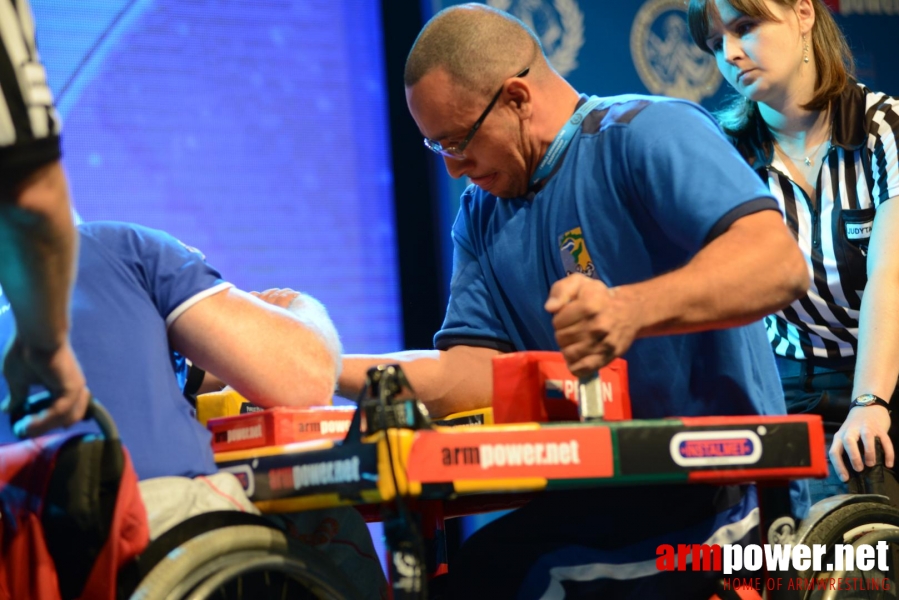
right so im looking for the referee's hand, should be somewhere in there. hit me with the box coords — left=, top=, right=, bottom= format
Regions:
left=830, top=406, right=894, bottom=481
left=1, top=336, right=90, bottom=437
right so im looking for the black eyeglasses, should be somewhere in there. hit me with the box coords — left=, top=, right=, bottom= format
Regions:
left=423, top=67, right=530, bottom=160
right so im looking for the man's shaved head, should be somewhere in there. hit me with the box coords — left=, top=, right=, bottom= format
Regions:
left=404, top=3, right=543, bottom=98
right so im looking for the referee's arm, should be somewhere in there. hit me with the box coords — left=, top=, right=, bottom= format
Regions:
left=0, top=0, right=89, bottom=437
left=833, top=197, right=899, bottom=480
left=0, top=161, right=77, bottom=359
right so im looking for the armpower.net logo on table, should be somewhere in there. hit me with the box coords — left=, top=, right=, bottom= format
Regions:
left=406, top=427, right=615, bottom=482
left=441, top=440, right=582, bottom=470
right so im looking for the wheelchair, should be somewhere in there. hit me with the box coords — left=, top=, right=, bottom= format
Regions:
left=124, top=510, right=358, bottom=599
left=0, top=398, right=365, bottom=600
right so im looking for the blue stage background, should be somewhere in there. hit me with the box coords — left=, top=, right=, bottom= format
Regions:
left=32, top=0, right=403, bottom=358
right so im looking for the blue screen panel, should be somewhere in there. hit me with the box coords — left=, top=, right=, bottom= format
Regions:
left=32, top=0, right=403, bottom=356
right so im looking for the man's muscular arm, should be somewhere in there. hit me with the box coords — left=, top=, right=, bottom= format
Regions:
left=547, top=210, right=808, bottom=377
left=339, top=345, right=499, bottom=417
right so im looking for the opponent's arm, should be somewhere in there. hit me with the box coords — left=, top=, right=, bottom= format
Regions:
left=168, top=288, right=339, bottom=408
left=251, top=287, right=499, bottom=417
left=339, top=345, right=499, bottom=417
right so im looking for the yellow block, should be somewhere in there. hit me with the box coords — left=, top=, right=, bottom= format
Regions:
left=453, top=478, right=547, bottom=493
left=196, top=389, right=340, bottom=426
left=371, top=429, right=422, bottom=500
left=437, top=407, right=494, bottom=426
left=196, top=389, right=260, bottom=426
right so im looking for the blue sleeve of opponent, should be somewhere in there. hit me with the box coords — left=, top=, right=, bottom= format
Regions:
left=434, top=194, right=514, bottom=351
left=80, top=221, right=227, bottom=322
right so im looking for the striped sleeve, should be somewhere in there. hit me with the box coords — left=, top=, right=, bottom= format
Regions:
left=866, top=90, right=899, bottom=205
left=0, top=0, right=61, bottom=183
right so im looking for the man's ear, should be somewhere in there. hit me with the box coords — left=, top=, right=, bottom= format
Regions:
left=505, top=78, right=532, bottom=118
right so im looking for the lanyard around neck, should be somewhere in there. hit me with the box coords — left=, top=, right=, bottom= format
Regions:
left=528, top=95, right=603, bottom=190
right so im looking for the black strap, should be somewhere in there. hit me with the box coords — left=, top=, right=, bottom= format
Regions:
left=850, top=394, right=892, bottom=412
left=183, top=363, right=207, bottom=407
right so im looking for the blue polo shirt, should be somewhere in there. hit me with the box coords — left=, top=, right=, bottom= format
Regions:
left=438, top=95, right=785, bottom=420
left=436, top=96, right=809, bottom=596
left=0, top=222, right=230, bottom=480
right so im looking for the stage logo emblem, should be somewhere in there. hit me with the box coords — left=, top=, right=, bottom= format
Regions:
left=488, top=0, right=584, bottom=76
left=631, top=0, right=722, bottom=102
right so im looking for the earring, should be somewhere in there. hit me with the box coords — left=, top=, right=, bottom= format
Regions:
left=803, top=33, right=809, bottom=64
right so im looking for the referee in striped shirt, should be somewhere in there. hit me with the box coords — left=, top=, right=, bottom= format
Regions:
left=0, top=0, right=89, bottom=437
left=689, top=0, right=899, bottom=503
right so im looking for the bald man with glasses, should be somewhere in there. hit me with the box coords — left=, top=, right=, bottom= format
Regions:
left=336, top=3, right=811, bottom=598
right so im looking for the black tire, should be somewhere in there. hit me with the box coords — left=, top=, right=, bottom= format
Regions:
left=129, top=524, right=363, bottom=600
left=798, top=502, right=899, bottom=599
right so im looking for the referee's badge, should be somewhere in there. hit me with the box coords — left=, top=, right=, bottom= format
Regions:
left=843, top=209, right=875, bottom=256
left=844, top=218, right=873, bottom=241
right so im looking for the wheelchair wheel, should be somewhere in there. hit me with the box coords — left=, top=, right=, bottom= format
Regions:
left=130, top=524, right=362, bottom=600
left=798, top=502, right=899, bottom=599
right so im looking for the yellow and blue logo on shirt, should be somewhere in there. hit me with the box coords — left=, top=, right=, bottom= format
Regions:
left=558, top=227, right=596, bottom=278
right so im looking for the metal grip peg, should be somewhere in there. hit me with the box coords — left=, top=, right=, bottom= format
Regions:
left=578, top=371, right=604, bottom=421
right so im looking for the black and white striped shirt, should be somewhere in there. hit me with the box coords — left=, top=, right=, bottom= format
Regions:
left=0, top=0, right=60, bottom=182
left=758, top=83, right=899, bottom=360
